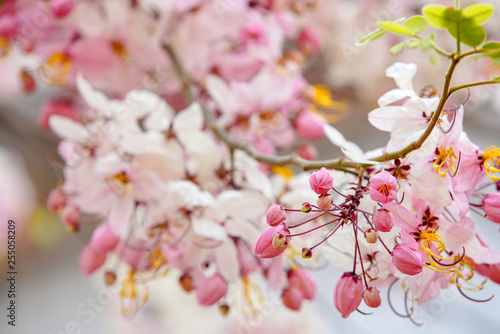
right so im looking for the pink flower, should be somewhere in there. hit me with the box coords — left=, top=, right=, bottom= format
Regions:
left=297, top=26, right=321, bottom=57
left=309, top=167, right=333, bottom=195
left=363, top=287, right=381, bottom=308
left=475, top=262, right=500, bottom=285
left=295, top=110, right=326, bottom=141
left=91, top=224, right=120, bottom=253
left=333, top=272, right=364, bottom=318
left=50, top=0, right=74, bottom=18
left=483, top=193, right=500, bottom=224
left=40, top=100, right=79, bottom=130
left=254, top=223, right=290, bottom=258
left=297, top=143, right=318, bottom=161
left=196, top=274, right=227, bottom=306
left=266, top=203, right=286, bottom=226
left=47, top=188, right=66, bottom=212
left=288, top=268, right=316, bottom=300
left=369, top=172, right=398, bottom=204
left=392, top=244, right=424, bottom=276
left=79, top=244, right=106, bottom=275
left=373, top=208, right=395, bottom=232
left=282, top=287, right=303, bottom=311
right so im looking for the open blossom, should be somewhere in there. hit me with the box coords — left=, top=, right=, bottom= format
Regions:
left=369, top=172, right=398, bottom=203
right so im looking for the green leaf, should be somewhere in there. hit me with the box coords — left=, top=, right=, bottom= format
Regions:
left=482, top=42, right=500, bottom=50
left=423, top=5, right=454, bottom=28
left=446, top=19, right=486, bottom=47
left=356, top=27, right=387, bottom=46
left=404, top=16, right=429, bottom=34
left=429, top=49, right=440, bottom=65
left=378, top=21, right=415, bottom=36
left=389, top=41, right=406, bottom=55
left=492, top=75, right=500, bottom=81
left=462, top=3, right=494, bottom=25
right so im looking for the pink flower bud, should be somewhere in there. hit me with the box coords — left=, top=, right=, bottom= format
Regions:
left=40, top=100, right=79, bottom=130
left=483, top=193, right=500, bottom=224
left=369, top=172, right=398, bottom=204
left=21, top=70, right=36, bottom=94
left=373, top=208, right=395, bottom=232
left=50, top=0, right=74, bottom=18
left=79, top=244, right=106, bottom=275
left=295, top=110, right=326, bottom=141
left=254, top=223, right=290, bottom=258
left=333, top=272, right=364, bottom=318
left=91, top=224, right=120, bottom=253
left=301, top=202, right=312, bottom=213
left=61, top=205, right=80, bottom=225
left=363, top=287, right=381, bottom=308
left=392, top=244, right=424, bottom=276
left=289, top=268, right=316, bottom=300
left=297, top=26, right=321, bottom=57
left=282, top=287, right=303, bottom=311
left=297, top=143, right=318, bottom=161
left=317, top=194, right=333, bottom=211
left=196, top=274, right=227, bottom=306
left=302, top=247, right=312, bottom=259
left=117, top=240, right=151, bottom=271
left=266, top=203, right=286, bottom=226
left=364, top=228, right=378, bottom=244
left=47, top=188, right=66, bottom=212
left=309, top=167, right=333, bottom=195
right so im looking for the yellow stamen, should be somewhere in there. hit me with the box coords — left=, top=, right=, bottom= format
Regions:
left=433, top=146, right=459, bottom=177
left=482, top=145, right=500, bottom=181
left=120, top=270, right=148, bottom=317
left=309, top=84, right=347, bottom=123
left=108, top=171, right=132, bottom=196
left=272, top=166, right=294, bottom=185
left=377, top=184, right=392, bottom=197
left=110, top=39, right=129, bottom=62
left=39, top=52, right=72, bottom=85
left=0, top=36, right=11, bottom=58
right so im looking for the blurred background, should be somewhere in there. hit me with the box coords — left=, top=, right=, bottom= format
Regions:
left=1, top=0, right=500, bottom=333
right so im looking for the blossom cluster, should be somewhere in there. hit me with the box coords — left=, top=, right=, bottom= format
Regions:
left=255, top=62, right=500, bottom=319
left=2, top=0, right=500, bottom=324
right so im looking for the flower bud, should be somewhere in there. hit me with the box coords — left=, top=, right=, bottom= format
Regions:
left=363, top=287, right=381, bottom=308
left=297, top=143, right=318, bottom=161
left=302, top=247, right=312, bottom=259
left=289, top=268, right=316, bottom=300
left=50, top=0, right=74, bottom=18
left=369, top=172, right=398, bottom=203
left=483, top=193, right=500, bottom=224
left=297, top=26, right=321, bottom=57
left=373, top=208, right=395, bottom=232
left=317, top=194, right=333, bottom=211
left=79, top=244, right=106, bottom=275
left=47, top=188, right=66, bottom=212
left=309, top=167, right=333, bottom=195
left=91, top=224, right=120, bottom=253
left=282, top=287, right=303, bottom=311
left=295, top=110, right=326, bottom=141
left=104, top=271, right=116, bottom=286
left=196, top=274, right=227, bottom=306
left=364, top=228, right=378, bottom=244
left=219, top=304, right=230, bottom=316
left=254, top=223, right=290, bottom=258
left=301, top=202, right=312, bottom=213
left=61, top=205, right=80, bottom=225
left=392, top=244, right=424, bottom=276
left=179, top=273, right=195, bottom=292
left=266, top=203, right=286, bottom=226
left=333, top=272, right=364, bottom=318
left=21, top=69, right=36, bottom=93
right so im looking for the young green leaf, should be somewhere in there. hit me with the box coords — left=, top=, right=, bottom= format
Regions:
left=446, top=19, right=486, bottom=47
left=377, top=21, right=414, bottom=37
left=422, top=5, right=454, bottom=28
left=404, top=16, right=429, bottom=34
left=492, top=75, right=500, bottom=81
left=356, top=27, right=387, bottom=46
left=389, top=41, right=406, bottom=55
left=462, top=3, right=494, bottom=25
